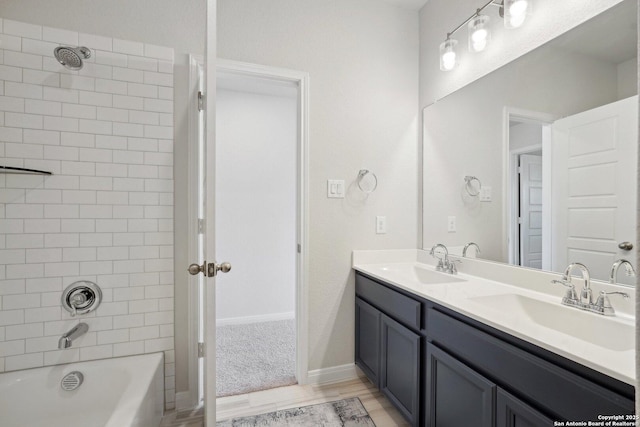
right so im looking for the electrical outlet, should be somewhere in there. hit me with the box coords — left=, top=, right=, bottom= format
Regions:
left=376, top=216, right=387, bottom=234
left=447, top=216, right=456, bottom=233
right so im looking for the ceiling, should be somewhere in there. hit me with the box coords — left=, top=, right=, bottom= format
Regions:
left=379, top=0, right=429, bottom=11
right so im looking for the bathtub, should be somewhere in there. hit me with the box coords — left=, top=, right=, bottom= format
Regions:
left=0, top=352, right=164, bottom=427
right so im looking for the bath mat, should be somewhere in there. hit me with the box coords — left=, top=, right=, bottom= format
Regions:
left=216, top=319, right=296, bottom=397
left=216, top=397, right=376, bottom=426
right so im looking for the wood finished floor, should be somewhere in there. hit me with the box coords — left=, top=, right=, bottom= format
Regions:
left=160, top=376, right=410, bottom=427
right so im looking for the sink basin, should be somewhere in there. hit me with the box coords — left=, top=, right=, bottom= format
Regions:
left=378, top=265, right=466, bottom=285
left=470, top=294, right=634, bottom=351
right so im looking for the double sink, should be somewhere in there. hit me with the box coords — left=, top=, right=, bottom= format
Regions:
left=355, top=259, right=635, bottom=383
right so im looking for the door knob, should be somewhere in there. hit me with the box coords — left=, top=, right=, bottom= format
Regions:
left=188, top=261, right=232, bottom=277
left=188, top=263, right=205, bottom=276
left=618, top=242, right=634, bottom=251
left=216, top=262, right=232, bottom=274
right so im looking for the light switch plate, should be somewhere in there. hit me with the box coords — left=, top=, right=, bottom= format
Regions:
left=479, top=186, right=492, bottom=202
left=327, top=180, right=345, bottom=198
left=376, top=216, right=387, bottom=234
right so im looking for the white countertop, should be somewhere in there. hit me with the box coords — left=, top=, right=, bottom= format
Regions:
left=353, top=250, right=635, bottom=386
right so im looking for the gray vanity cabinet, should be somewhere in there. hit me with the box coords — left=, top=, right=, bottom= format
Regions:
left=425, top=343, right=554, bottom=427
left=426, top=343, right=495, bottom=427
left=355, top=297, right=381, bottom=385
left=354, top=272, right=635, bottom=427
left=496, top=389, right=554, bottom=427
left=380, top=313, right=421, bottom=426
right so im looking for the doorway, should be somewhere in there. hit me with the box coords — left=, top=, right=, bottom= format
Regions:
left=215, top=66, right=298, bottom=397
left=186, top=59, right=309, bottom=407
left=506, top=110, right=554, bottom=270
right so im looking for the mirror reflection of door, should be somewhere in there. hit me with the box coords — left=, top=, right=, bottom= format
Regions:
left=518, top=154, right=543, bottom=269
left=551, top=96, right=638, bottom=285
left=509, top=119, right=547, bottom=270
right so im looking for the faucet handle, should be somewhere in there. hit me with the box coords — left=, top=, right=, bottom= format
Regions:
left=69, top=293, right=87, bottom=317
left=446, top=259, right=461, bottom=274
left=551, top=279, right=578, bottom=302
left=594, top=291, right=629, bottom=316
left=551, top=278, right=572, bottom=288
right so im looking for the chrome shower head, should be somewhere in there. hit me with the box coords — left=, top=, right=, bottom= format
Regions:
left=54, top=46, right=91, bottom=70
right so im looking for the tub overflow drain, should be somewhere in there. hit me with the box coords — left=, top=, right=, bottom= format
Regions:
left=61, top=371, right=84, bottom=391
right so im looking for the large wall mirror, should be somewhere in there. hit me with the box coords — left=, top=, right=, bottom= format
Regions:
left=422, top=0, right=637, bottom=286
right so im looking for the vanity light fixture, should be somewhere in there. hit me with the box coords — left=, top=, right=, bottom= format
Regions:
left=440, top=38, right=458, bottom=71
left=439, top=0, right=533, bottom=71
left=468, top=13, right=491, bottom=52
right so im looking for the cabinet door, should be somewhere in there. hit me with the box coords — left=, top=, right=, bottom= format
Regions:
left=426, top=343, right=495, bottom=427
left=497, top=389, right=554, bottom=427
left=355, top=297, right=381, bottom=386
left=380, top=314, right=421, bottom=426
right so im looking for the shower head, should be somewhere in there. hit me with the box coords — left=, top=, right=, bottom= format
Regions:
left=54, top=46, right=91, bottom=70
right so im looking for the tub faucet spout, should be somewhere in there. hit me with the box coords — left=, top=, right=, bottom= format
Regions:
left=59, top=323, right=89, bottom=349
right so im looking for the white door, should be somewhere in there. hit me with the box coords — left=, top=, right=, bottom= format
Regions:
left=519, top=154, right=543, bottom=269
left=551, top=96, right=638, bottom=284
left=202, top=3, right=221, bottom=426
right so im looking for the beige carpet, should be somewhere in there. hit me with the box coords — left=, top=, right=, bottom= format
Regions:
left=216, top=319, right=296, bottom=397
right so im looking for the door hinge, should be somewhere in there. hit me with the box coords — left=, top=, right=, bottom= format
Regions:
left=297, top=244, right=301, bottom=254
left=198, top=91, right=205, bottom=111
left=198, top=218, right=205, bottom=235
left=198, top=342, right=205, bottom=358
left=517, top=166, right=523, bottom=174
left=518, top=217, right=523, bottom=224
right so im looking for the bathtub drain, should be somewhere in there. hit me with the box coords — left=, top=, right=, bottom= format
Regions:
left=61, top=371, right=84, bottom=391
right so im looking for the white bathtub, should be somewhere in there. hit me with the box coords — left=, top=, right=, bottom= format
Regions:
left=0, top=352, right=164, bottom=427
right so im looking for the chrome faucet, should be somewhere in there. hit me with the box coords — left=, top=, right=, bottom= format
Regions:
left=429, top=244, right=459, bottom=274
left=430, top=244, right=449, bottom=272
left=609, top=259, right=636, bottom=284
left=462, top=242, right=481, bottom=258
left=563, top=262, right=592, bottom=305
left=551, top=262, right=629, bottom=316
left=58, top=323, right=89, bottom=349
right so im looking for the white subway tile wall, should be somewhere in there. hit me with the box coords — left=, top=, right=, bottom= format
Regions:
left=0, top=18, right=175, bottom=409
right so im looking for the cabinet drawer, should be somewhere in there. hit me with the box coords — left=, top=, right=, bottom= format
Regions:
left=428, top=308, right=634, bottom=420
left=356, top=273, right=422, bottom=331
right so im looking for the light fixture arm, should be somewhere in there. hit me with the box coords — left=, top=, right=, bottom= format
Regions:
left=446, top=0, right=502, bottom=39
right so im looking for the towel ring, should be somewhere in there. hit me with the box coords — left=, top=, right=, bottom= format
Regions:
left=464, top=175, right=481, bottom=196
left=357, top=169, right=378, bottom=193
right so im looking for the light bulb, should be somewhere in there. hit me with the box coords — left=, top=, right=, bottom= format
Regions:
left=471, top=28, right=488, bottom=51
left=509, top=0, right=528, bottom=16
left=440, top=39, right=458, bottom=71
left=468, top=14, right=490, bottom=53
left=508, top=14, right=526, bottom=28
left=504, top=0, right=531, bottom=29
left=442, top=52, right=456, bottom=70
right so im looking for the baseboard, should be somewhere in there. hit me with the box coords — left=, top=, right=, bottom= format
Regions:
left=306, top=363, right=363, bottom=385
left=216, top=311, right=295, bottom=326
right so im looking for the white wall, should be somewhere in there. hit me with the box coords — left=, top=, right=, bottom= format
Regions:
left=0, top=18, right=176, bottom=407
left=215, top=87, right=296, bottom=322
left=422, top=48, right=622, bottom=262
left=617, top=58, right=638, bottom=99
left=509, top=123, right=542, bottom=152
left=218, top=0, right=419, bottom=372
left=0, top=0, right=205, bottom=397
